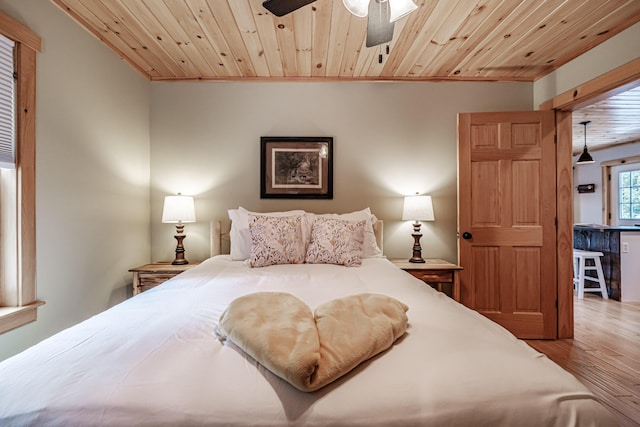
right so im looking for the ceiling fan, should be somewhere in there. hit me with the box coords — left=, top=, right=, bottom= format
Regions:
left=262, top=0, right=418, bottom=47
left=262, top=0, right=317, bottom=17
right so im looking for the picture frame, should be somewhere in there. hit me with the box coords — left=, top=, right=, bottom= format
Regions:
left=260, top=136, right=333, bottom=199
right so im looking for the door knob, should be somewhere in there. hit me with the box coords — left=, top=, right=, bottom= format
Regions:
left=462, top=232, right=473, bottom=240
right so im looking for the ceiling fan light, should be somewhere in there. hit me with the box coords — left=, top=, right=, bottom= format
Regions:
left=389, top=0, right=417, bottom=22
left=343, top=0, right=369, bottom=17
left=366, top=0, right=394, bottom=47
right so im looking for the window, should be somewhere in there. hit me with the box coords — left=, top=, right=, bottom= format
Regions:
left=0, top=11, right=41, bottom=334
left=0, top=33, right=15, bottom=169
left=619, top=169, right=640, bottom=220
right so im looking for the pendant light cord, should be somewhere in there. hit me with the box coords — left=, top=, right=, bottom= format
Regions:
left=581, top=120, right=591, bottom=149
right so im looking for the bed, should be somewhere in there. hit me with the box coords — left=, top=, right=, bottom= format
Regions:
left=0, top=208, right=616, bottom=426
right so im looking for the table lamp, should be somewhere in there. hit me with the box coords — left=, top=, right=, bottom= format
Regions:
left=402, top=194, right=434, bottom=263
left=162, top=193, right=196, bottom=265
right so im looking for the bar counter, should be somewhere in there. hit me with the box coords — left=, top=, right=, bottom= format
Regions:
left=573, top=224, right=640, bottom=301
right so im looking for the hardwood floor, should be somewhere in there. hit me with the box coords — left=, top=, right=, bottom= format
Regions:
left=525, top=295, right=640, bottom=427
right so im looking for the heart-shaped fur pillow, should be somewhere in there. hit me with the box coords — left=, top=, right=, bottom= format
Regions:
left=217, top=292, right=408, bottom=392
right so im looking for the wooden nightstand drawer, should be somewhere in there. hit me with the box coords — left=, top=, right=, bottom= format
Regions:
left=129, top=262, right=199, bottom=295
left=407, top=270, right=453, bottom=283
left=139, top=273, right=177, bottom=287
left=390, top=259, right=462, bottom=302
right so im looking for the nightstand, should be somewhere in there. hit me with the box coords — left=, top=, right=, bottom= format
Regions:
left=390, top=259, right=463, bottom=302
left=129, top=262, right=200, bottom=295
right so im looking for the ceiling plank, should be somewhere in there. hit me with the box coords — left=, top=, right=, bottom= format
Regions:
left=382, top=0, right=448, bottom=78
left=338, top=13, right=367, bottom=77
left=273, top=13, right=298, bottom=77
left=249, top=0, right=285, bottom=77
left=140, top=0, right=220, bottom=78
left=324, top=0, right=351, bottom=77
left=228, top=0, right=270, bottom=77
left=310, top=0, right=332, bottom=78
left=189, top=0, right=250, bottom=78
left=425, top=0, right=511, bottom=78
left=294, top=5, right=313, bottom=77
left=106, top=0, right=193, bottom=78
left=461, top=0, right=569, bottom=79
left=412, top=0, right=484, bottom=78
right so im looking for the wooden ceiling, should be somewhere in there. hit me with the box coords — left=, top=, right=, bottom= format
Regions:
left=51, top=0, right=640, bottom=153
left=572, top=85, right=640, bottom=155
left=52, top=0, right=640, bottom=82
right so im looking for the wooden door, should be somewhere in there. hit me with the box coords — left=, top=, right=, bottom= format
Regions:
left=458, top=111, right=557, bottom=339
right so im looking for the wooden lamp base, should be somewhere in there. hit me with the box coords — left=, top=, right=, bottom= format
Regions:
left=171, top=224, right=189, bottom=265
left=409, top=221, right=425, bottom=263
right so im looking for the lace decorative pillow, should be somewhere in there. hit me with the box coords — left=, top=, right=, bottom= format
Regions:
left=228, top=207, right=305, bottom=261
left=305, top=217, right=366, bottom=267
left=307, top=207, right=383, bottom=258
left=248, top=214, right=306, bottom=267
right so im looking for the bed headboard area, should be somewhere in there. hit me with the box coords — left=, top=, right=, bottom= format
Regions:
left=210, top=219, right=383, bottom=257
left=210, top=219, right=232, bottom=257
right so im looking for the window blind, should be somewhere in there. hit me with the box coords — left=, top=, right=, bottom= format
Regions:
left=0, top=33, right=16, bottom=169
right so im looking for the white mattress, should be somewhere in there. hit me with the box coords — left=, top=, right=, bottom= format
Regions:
left=0, top=257, right=616, bottom=426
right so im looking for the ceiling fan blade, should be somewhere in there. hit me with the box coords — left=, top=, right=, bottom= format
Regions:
left=366, top=0, right=394, bottom=47
left=262, top=0, right=317, bottom=17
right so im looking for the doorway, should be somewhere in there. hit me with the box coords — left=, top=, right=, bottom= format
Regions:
left=544, top=58, right=640, bottom=338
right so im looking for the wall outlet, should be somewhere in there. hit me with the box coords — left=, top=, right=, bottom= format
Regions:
left=622, top=242, right=629, bottom=253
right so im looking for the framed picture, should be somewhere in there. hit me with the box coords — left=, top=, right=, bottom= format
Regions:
left=261, top=136, right=333, bottom=199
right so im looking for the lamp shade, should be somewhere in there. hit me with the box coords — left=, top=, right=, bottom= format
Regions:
left=343, top=0, right=369, bottom=17
left=402, top=195, right=434, bottom=221
left=162, top=194, right=196, bottom=223
left=576, top=147, right=594, bottom=164
left=389, top=0, right=417, bottom=22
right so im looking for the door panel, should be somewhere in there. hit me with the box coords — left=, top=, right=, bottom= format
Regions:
left=471, top=247, right=500, bottom=310
left=472, top=161, right=500, bottom=225
left=514, top=247, right=541, bottom=311
left=512, top=160, right=540, bottom=225
left=458, top=111, right=557, bottom=339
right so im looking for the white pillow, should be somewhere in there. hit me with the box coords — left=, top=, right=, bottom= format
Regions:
left=248, top=214, right=306, bottom=267
left=228, top=207, right=305, bottom=260
left=307, top=208, right=383, bottom=258
left=305, top=217, right=366, bottom=267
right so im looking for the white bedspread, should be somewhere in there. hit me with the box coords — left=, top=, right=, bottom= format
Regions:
left=0, top=257, right=616, bottom=426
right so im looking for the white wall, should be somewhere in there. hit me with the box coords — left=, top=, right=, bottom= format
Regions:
left=149, top=81, right=533, bottom=264
left=573, top=142, right=640, bottom=224
left=620, top=232, right=640, bottom=302
left=534, top=22, right=640, bottom=106
left=0, top=1, right=150, bottom=361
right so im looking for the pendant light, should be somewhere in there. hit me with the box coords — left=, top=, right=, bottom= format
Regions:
left=576, top=120, right=594, bottom=165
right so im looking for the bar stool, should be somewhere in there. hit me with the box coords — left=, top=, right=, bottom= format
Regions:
left=573, top=249, right=609, bottom=299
